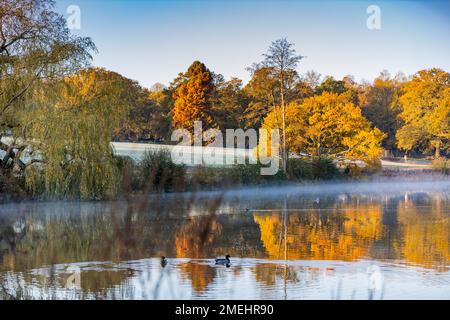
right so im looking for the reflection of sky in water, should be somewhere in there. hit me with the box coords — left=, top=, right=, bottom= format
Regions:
left=2, top=258, right=449, bottom=300
left=122, top=259, right=450, bottom=300
left=0, top=181, right=449, bottom=299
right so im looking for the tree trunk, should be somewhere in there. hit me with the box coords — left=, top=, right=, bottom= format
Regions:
left=435, top=140, right=441, bottom=158
left=280, top=82, right=287, bottom=174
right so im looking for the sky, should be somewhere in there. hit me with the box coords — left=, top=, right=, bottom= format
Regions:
left=56, top=0, right=450, bottom=89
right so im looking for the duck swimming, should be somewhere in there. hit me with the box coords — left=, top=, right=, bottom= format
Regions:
left=215, top=254, right=231, bottom=265
left=161, top=256, right=168, bottom=268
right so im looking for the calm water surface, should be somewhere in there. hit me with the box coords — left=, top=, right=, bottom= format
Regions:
left=0, top=181, right=449, bottom=299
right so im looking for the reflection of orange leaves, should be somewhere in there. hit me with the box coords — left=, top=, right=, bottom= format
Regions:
left=178, top=262, right=215, bottom=292
left=398, top=200, right=449, bottom=271
left=253, top=264, right=277, bottom=286
left=254, top=202, right=448, bottom=271
left=253, top=214, right=281, bottom=257
left=253, top=205, right=383, bottom=261
left=343, top=209, right=382, bottom=239
left=175, top=216, right=222, bottom=258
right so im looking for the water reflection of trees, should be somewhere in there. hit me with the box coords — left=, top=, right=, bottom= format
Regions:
left=253, top=194, right=449, bottom=271
left=253, top=205, right=384, bottom=261
left=178, top=262, right=216, bottom=292
left=399, top=193, right=449, bottom=271
left=174, top=214, right=266, bottom=259
left=0, top=192, right=449, bottom=298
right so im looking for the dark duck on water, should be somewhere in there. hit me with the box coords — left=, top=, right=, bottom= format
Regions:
left=161, top=256, right=168, bottom=268
left=215, top=254, right=231, bottom=265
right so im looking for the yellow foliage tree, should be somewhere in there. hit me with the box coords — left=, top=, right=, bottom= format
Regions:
left=261, top=92, right=384, bottom=163
left=396, top=68, right=450, bottom=157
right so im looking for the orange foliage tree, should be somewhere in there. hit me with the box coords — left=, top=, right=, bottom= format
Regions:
left=172, top=61, right=215, bottom=133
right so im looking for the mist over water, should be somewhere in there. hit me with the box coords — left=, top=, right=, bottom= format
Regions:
left=0, top=180, right=449, bottom=299
left=189, top=179, right=450, bottom=199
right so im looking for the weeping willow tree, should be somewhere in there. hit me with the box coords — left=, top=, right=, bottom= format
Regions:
left=0, top=0, right=96, bottom=140
left=22, top=68, right=142, bottom=199
left=0, top=1, right=142, bottom=199
left=0, top=0, right=96, bottom=196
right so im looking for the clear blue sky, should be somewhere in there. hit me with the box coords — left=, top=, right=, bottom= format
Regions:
left=56, top=0, right=450, bottom=88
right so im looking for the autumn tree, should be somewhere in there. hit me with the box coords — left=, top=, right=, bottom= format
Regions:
left=211, top=77, right=248, bottom=131
left=23, top=68, right=140, bottom=199
left=114, top=87, right=172, bottom=142
left=255, top=38, right=305, bottom=172
left=396, top=68, right=450, bottom=157
left=302, top=70, right=322, bottom=91
left=316, top=76, right=360, bottom=105
left=362, top=71, right=403, bottom=153
left=172, top=61, right=215, bottom=133
left=243, top=66, right=314, bottom=131
left=0, top=0, right=95, bottom=173
left=316, top=76, right=348, bottom=95
left=291, top=79, right=315, bottom=103
left=243, top=67, right=280, bottom=129
left=150, top=82, right=167, bottom=93
left=261, top=92, right=384, bottom=163
left=146, top=88, right=173, bottom=140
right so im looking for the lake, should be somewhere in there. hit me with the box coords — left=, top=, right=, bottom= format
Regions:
left=0, top=180, right=449, bottom=299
